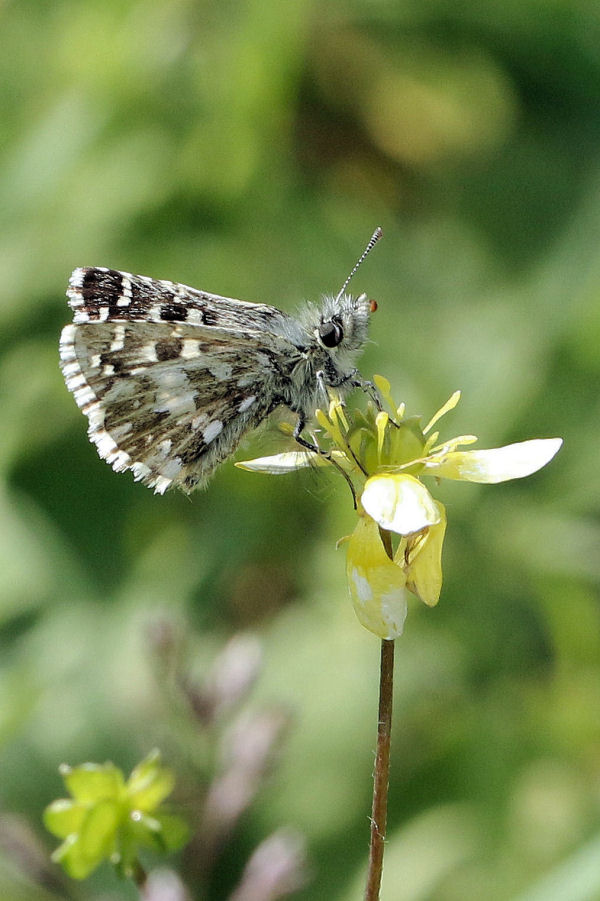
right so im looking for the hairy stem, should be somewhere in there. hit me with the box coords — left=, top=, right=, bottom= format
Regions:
left=364, top=638, right=395, bottom=901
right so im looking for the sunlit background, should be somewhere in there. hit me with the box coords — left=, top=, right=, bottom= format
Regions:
left=1, top=1, right=598, bottom=899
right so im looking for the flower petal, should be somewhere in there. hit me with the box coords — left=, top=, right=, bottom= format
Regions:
left=346, top=516, right=409, bottom=639
left=44, top=800, right=87, bottom=839
left=376, top=411, right=388, bottom=460
left=373, top=374, right=397, bottom=417
left=235, top=452, right=320, bottom=473
left=127, top=750, right=175, bottom=812
left=424, top=438, right=563, bottom=483
left=60, top=762, right=124, bottom=803
left=79, top=799, right=120, bottom=862
left=423, top=390, right=461, bottom=434
left=362, top=474, right=441, bottom=535
left=402, top=502, right=446, bottom=606
left=51, top=834, right=97, bottom=880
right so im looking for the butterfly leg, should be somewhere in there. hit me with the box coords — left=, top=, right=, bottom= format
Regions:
left=292, top=413, right=321, bottom=454
left=349, top=376, right=382, bottom=411
left=293, top=412, right=357, bottom=509
left=317, top=367, right=382, bottom=411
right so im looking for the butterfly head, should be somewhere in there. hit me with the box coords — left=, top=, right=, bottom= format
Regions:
left=316, top=291, right=372, bottom=362
left=314, top=226, right=381, bottom=365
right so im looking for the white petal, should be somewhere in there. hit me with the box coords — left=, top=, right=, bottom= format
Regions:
left=424, top=437, right=563, bottom=483
left=235, top=449, right=354, bottom=474
left=235, top=451, right=318, bottom=473
left=361, top=474, right=441, bottom=535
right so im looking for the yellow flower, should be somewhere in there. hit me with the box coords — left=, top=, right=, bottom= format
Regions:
left=238, top=378, right=562, bottom=639
left=44, top=750, right=188, bottom=879
left=346, top=515, right=409, bottom=639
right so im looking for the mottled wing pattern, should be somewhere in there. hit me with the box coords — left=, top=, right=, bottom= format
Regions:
left=60, top=268, right=290, bottom=494
left=67, top=266, right=285, bottom=331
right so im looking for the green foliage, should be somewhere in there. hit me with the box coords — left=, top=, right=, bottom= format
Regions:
left=44, top=751, right=188, bottom=879
left=0, top=0, right=599, bottom=898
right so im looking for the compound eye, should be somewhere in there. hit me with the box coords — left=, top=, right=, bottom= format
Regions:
left=319, top=316, right=344, bottom=348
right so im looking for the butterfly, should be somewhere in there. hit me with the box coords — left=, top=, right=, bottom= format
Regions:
left=59, top=228, right=381, bottom=494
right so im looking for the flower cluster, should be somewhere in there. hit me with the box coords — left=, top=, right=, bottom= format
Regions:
left=44, top=750, right=189, bottom=879
left=238, top=377, right=562, bottom=640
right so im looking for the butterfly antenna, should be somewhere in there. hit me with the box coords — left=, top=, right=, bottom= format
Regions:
left=335, top=227, right=383, bottom=302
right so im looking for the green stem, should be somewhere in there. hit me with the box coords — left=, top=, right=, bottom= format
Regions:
left=364, top=638, right=395, bottom=901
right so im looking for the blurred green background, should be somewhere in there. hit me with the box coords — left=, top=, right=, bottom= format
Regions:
left=1, top=0, right=598, bottom=899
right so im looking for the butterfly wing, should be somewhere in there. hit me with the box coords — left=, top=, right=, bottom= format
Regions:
left=60, top=268, right=293, bottom=493
left=67, top=267, right=284, bottom=332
